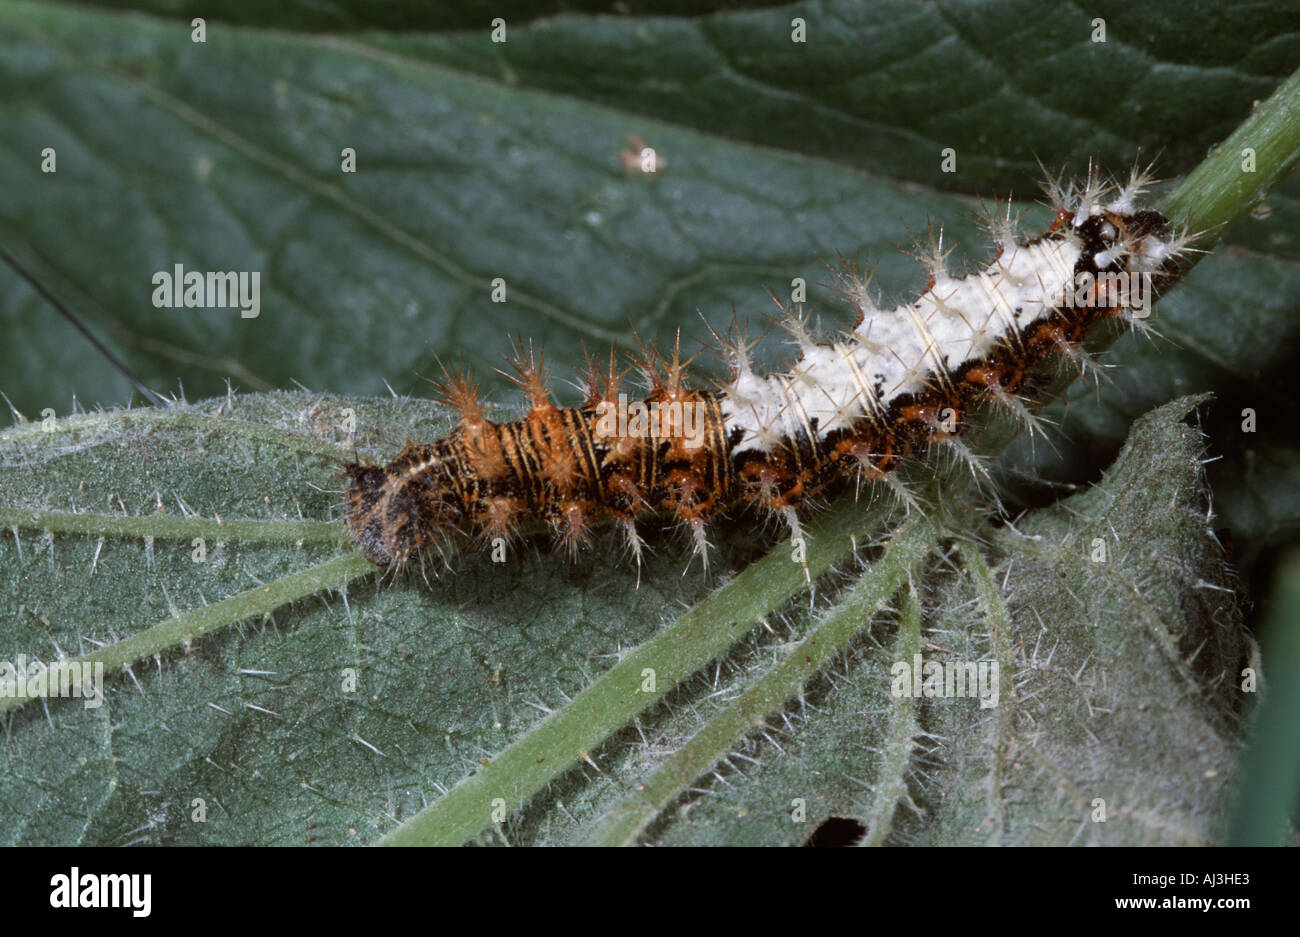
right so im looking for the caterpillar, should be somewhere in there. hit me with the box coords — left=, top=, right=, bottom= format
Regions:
left=342, top=165, right=1189, bottom=573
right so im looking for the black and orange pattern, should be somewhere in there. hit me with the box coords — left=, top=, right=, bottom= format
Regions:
left=343, top=175, right=1179, bottom=572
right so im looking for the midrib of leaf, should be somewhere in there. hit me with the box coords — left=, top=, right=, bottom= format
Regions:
left=855, top=585, right=924, bottom=848
left=583, top=517, right=934, bottom=847
left=0, top=552, right=373, bottom=717
left=0, top=507, right=347, bottom=546
left=956, top=538, right=1016, bottom=847
left=0, top=405, right=355, bottom=463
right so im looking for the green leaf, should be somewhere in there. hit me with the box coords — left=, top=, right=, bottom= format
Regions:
left=0, top=0, right=1296, bottom=845
left=1230, top=550, right=1300, bottom=845
left=601, top=397, right=1247, bottom=846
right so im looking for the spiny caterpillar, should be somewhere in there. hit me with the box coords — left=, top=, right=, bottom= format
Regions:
left=343, top=166, right=1189, bottom=573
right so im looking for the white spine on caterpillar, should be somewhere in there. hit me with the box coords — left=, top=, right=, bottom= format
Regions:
left=719, top=172, right=1177, bottom=456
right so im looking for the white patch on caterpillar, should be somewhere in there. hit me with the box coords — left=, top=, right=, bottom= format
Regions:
left=720, top=179, right=1174, bottom=455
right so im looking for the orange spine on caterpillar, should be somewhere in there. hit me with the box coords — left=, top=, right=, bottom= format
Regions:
left=342, top=165, right=1191, bottom=574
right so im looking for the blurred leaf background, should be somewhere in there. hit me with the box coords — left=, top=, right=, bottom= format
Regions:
left=1, top=0, right=1297, bottom=844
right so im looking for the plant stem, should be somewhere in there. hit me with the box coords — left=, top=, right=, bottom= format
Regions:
left=1160, top=67, right=1300, bottom=259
